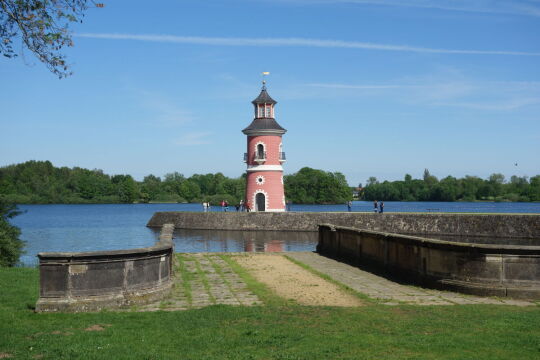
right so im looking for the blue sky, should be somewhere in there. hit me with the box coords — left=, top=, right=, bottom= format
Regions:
left=1, top=0, right=539, bottom=186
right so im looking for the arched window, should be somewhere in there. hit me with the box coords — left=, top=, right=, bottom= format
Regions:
left=256, top=144, right=265, bottom=159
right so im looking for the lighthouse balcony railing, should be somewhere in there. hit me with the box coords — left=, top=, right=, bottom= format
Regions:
left=254, top=151, right=267, bottom=164
left=244, top=152, right=268, bottom=163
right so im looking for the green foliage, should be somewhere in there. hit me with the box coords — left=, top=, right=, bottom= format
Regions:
left=0, top=160, right=247, bottom=205
left=0, top=196, right=24, bottom=266
left=0, top=0, right=95, bottom=78
left=362, top=170, right=540, bottom=202
left=4, top=161, right=538, bottom=205
left=206, top=194, right=238, bottom=207
left=285, top=167, right=351, bottom=204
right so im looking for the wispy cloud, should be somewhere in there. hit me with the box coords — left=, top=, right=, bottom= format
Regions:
left=306, top=83, right=418, bottom=89
left=76, top=33, right=540, bottom=56
left=275, top=0, right=540, bottom=17
left=438, top=97, right=540, bottom=111
left=175, top=132, right=212, bottom=146
left=305, top=74, right=540, bottom=111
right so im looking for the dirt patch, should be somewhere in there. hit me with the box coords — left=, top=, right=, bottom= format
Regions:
left=85, top=325, right=105, bottom=331
left=0, top=353, right=13, bottom=359
left=235, top=254, right=362, bottom=307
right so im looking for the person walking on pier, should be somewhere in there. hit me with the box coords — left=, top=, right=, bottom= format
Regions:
left=347, top=201, right=352, bottom=212
left=373, top=200, right=378, bottom=213
left=379, top=201, right=384, bottom=214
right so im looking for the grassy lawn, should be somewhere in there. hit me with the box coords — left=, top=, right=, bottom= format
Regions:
left=1, top=264, right=540, bottom=359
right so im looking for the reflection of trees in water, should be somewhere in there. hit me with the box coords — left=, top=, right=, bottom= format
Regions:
left=173, top=229, right=317, bottom=252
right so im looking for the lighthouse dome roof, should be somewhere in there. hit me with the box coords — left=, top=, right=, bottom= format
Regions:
left=242, top=118, right=286, bottom=135
left=252, top=89, right=277, bottom=105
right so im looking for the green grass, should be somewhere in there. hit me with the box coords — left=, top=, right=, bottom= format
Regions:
left=204, top=255, right=239, bottom=303
left=176, top=254, right=194, bottom=307
left=1, top=267, right=540, bottom=359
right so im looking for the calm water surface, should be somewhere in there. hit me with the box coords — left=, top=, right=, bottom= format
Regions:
left=11, top=202, right=540, bottom=266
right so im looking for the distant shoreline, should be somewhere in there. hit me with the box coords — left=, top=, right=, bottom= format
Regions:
left=12, top=200, right=540, bottom=205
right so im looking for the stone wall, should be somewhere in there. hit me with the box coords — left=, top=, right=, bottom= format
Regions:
left=317, top=224, right=540, bottom=299
left=147, top=212, right=540, bottom=239
left=35, top=224, right=175, bottom=312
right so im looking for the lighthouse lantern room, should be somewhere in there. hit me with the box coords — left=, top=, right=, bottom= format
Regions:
left=242, top=79, right=286, bottom=212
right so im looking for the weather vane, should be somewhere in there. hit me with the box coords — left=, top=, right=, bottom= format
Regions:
left=262, top=71, right=270, bottom=89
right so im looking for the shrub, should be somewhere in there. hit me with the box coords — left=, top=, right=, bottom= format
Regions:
left=0, top=197, right=25, bottom=267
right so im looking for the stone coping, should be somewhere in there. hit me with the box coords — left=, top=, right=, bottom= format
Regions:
left=37, top=243, right=173, bottom=262
left=147, top=212, right=540, bottom=239
left=38, top=223, right=175, bottom=262
left=320, top=224, right=540, bottom=253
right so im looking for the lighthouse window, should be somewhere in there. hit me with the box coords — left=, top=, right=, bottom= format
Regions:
left=259, top=106, right=265, bottom=117
left=265, top=106, right=271, bottom=117
left=256, top=144, right=265, bottom=159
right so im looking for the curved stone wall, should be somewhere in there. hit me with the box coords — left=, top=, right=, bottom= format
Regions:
left=147, top=212, right=540, bottom=239
left=36, top=224, right=175, bottom=312
left=317, top=224, right=540, bottom=299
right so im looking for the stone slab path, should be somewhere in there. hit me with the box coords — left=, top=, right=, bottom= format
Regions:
left=136, top=252, right=535, bottom=311
left=286, top=252, right=535, bottom=306
left=136, top=253, right=261, bottom=311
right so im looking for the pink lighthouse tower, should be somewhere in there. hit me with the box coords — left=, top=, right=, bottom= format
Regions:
left=243, top=78, right=287, bottom=212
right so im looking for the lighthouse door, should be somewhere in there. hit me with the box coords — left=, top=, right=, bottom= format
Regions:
left=255, top=193, right=266, bottom=212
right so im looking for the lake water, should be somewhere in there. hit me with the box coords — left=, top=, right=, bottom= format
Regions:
left=10, top=201, right=540, bottom=266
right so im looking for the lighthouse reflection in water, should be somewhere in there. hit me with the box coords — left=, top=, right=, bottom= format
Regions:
left=172, top=229, right=317, bottom=253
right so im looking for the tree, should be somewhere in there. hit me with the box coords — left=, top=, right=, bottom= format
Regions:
left=141, top=174, right=161, bottom=200
left=113, top=175, right=138, bottom=203
left=366, top=177, right=378, bottom=186
left=285, top=167, right=351, bottom=204
left=0, top=0, right=98, bottom=78
left=0, top=196, right=24, bottom=266
left=423, top=168, right=438, bottom=187
left=528, top=175, right=540, bottom=201
left=179, top=180, right=201, bottom=202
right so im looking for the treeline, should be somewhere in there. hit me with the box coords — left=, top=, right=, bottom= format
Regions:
left=0, top=161, right=352, bottom=205
left=0, top=161, right=245, bottom=205
left=361, top=170, right=540, bottom=202
left=285, top=167, right=351, bottom=204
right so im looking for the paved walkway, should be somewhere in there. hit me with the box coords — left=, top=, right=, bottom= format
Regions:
left=137, top=252, right=534, bottom=311
left=286, top=252, right=534, bottom=306
left=137, top=253, right=261, bottom=311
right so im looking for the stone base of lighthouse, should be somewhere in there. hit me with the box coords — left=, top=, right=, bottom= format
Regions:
left=246, top=170, right=285, bottom=212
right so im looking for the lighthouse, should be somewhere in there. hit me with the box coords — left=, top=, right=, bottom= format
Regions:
left=243, top=80, right=286, bottom=212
